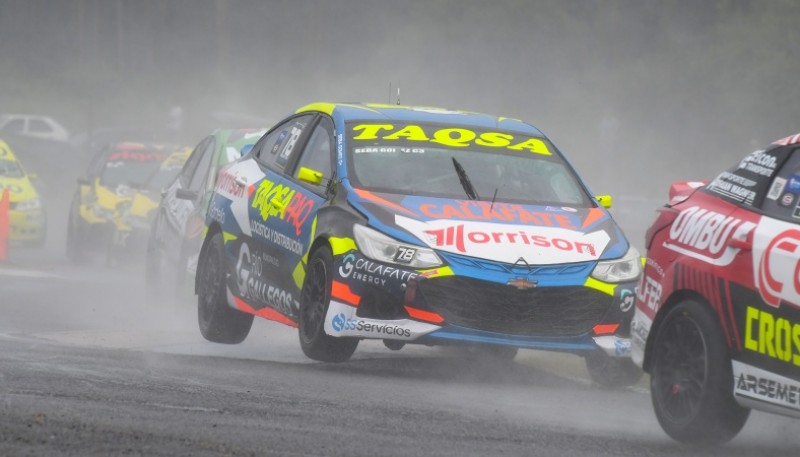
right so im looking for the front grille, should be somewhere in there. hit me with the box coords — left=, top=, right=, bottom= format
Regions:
left=417, top=276, right=613, bottom=337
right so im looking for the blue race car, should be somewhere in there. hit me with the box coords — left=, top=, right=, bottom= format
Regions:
left=195, top=103, right=642, bottom=386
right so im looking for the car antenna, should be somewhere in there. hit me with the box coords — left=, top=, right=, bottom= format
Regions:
left=396, top=86, right=400, bottom=105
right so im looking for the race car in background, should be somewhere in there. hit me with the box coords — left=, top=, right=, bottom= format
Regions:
left=632, top=133, right=800, bottom=444
left=195, top=103, right=642, bottom=386
left=107, top=147, right=191, bottom=265
left=66, top=142, right=170, bottom=263
left=0, top=139, right=45, bottom=247
left=146, top=128, right=265, bottom=295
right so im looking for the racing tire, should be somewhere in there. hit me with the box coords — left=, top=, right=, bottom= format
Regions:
left=196, top=232, right=253, bottom=344
left=650, top=300, right=749, bottom=445
left=298, top=247, right=358, bottom=362
left=584, top=352, right=643, bottom=388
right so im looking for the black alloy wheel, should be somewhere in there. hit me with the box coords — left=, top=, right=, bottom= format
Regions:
left=298, top=247, right=358, bottom=362
left=197, top=232, right=253, bottom=344
left=650, top=300, right=749, bottom=445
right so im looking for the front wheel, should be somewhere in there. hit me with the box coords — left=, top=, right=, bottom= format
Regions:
left=298, top=247, right=358, bottom=362
left=650, top=300, right=749, bottom=445
left=197, top=232, right=253, bottom=344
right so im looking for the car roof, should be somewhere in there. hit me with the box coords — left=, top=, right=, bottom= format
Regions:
left=295, top=102, right=544, bottom=136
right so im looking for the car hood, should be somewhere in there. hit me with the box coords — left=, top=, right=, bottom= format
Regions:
left=0, top=175, right=38, bottom=203
left=348, top=189, right=628, bottom=265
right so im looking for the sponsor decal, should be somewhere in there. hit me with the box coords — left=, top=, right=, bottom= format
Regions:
left=338, top=253, right=419, bottom=285
left=216, top=170, right=245, bottom=198
left=250, top=220, right=304, bottom=256
left=207, top=203, right=225, bottom=225
left=790, top=175, right=800, bottom=192
left=767, top=177, right=787, bottom=200
left=744, top=306, right=800, bottom=366
left=794, top=202, right=800, bottom=219
left=351, top=124, right=552, bottom=156
left=755, top=227, right=800, bottom=309
left=663, top=205, right=756, bottom=266
left=733, top=360, right=800, bottom=411
left=250, top=178, right=314, bottom=236
left=645, top=257, right=665, bottom=277
left=330, top=312, right=412, bottom=338
left=236, top=243, right=294, bottom=315
left=738, top=150, right=777, bottom=177
left=619, top=288, right=635, bottom=312
left=396, top=215, right=608, bottom=264
left=336, top=133, right=343, bottom=166
left=614, top=338, right=631, bottom=356
left=417, top=200, right=577, bottom=229
left=636, top=275, right=662, bottom=311
left=781, top=193, right=796, bottom=207
left=354, top=146, right=425, bottom=154
left=708, top=177, right=757, bottom=205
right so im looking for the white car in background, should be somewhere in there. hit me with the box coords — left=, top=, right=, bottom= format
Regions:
left=0, top=114, right=70, bottom=142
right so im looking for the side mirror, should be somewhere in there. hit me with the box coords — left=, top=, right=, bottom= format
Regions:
left=297, top=166, right=323, bottom=186
left=176, top=188, right=199, bottom=201
left=595, top=194, right=612, bottom=209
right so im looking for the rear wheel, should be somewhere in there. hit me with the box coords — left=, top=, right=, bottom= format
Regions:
left=650, top=300, right=749, bottom=445
left=584, top=352, right=643, bottom=388
left=298, top=247, right=358, bottom=362
left=197, top=232, right=253, bottom=344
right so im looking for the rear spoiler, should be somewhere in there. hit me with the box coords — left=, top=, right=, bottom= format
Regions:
left=668, top=180, right=708, bottom=206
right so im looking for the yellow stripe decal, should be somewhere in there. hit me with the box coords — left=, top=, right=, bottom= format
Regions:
left=329, top=236, right=357, bottom=256
left=584, top=277, right=617, bottom=296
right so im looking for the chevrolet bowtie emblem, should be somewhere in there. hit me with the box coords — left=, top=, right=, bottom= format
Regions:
left=507, top=278, right=538, bottom=290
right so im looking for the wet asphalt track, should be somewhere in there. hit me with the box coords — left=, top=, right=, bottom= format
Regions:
left=1, top=242, right=799, bottom=457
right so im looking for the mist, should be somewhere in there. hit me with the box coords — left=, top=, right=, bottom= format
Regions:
left=3, top=0, right=798, bottom=199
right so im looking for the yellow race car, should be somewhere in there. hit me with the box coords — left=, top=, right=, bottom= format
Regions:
left=67, top=142, right=171, bottom=263
left=0, top=139, right=46, bottom=247
left=107, top=147, right=191, bottom=264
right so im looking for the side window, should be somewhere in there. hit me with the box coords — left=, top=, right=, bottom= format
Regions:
left=253, top=114, right=314, bottom=171
left=179, top=137, right=212, bottom=186
left=28, top=119, right=51, bottom=133
left=705, top=148, right=787, bottom=208
left=2, top=119, right=24, bottom=134
left=188, top=140, right=215, bottom=192
left=292, top=118, right=333, bottom=193
left=760, top=148, right=800, bottom=221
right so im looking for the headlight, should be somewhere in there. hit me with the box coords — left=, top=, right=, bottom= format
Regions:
left=353, top=224, right=443, bottom=269
left=15, top=198, right=42, bottom=211
left=591, top=246, right=642, bottom=283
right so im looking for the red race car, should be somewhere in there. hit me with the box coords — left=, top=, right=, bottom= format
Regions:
left=632, top=132, right=800, bottom=445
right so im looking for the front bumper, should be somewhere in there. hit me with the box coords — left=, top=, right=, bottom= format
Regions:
left=325, top=251, right=637, bottom=357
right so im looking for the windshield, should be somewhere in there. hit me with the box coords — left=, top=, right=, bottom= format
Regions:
left=346, top=122, right=591, bottom=206
left=101, top=150, right=165, bottom=187
left=0, top=159, right=24, bottom=178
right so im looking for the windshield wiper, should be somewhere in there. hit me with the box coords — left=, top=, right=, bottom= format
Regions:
left=451, top=157, right=479, bottom=201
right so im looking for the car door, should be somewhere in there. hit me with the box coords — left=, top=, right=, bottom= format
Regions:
left=232, top=114, right=316, bottom=319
